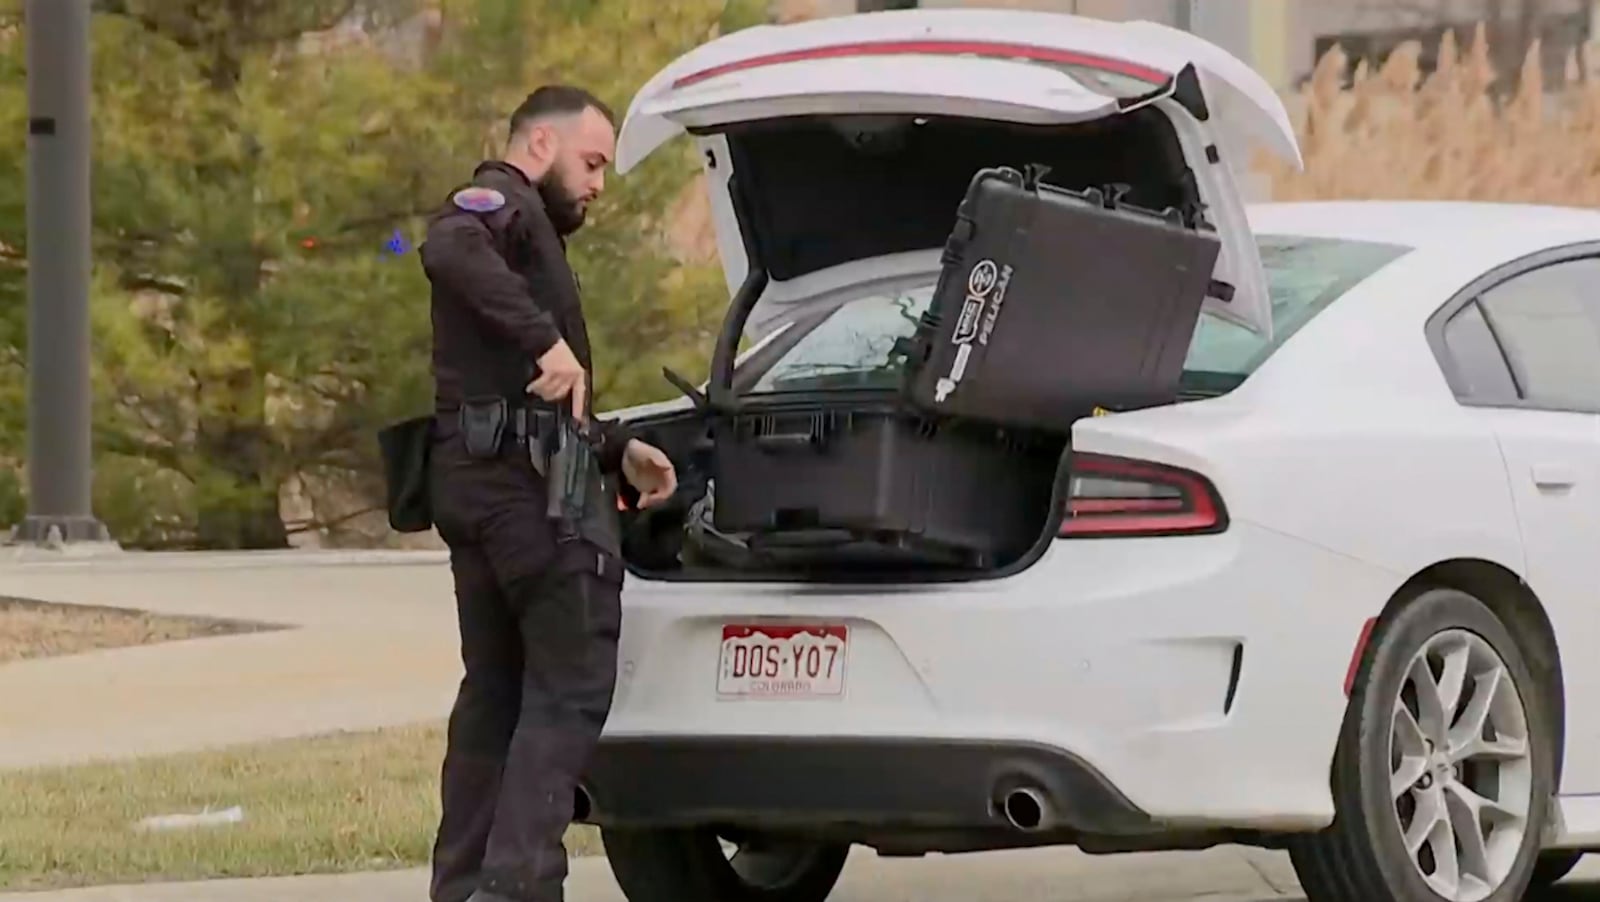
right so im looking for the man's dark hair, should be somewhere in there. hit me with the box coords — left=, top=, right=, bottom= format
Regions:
left=509, top=85, right=615, bottom=139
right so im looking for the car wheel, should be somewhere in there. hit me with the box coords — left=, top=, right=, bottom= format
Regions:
left=601, top=826, right=850, bottom=902
left=1529, top=850, right=1584, bottom=889
left=1289, top=586, right=1557, bottom=902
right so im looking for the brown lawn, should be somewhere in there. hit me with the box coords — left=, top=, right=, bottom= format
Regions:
left=0, top=596, right=275, bottom=664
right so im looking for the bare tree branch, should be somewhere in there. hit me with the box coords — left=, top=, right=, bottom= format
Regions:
left=97, top=428, right=194, bottom=483
left=120, top=274, right=189, bottom=295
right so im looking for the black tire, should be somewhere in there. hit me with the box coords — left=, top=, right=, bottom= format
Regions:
left=601, top=826, right=850, bottom=902
left=1288, top=586, right=1559, bottom=902
left=1529, top=850, right=1584, bottom=890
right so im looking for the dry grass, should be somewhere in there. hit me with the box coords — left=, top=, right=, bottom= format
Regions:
left=0, top=721, right=603, bottom=892
left=1258, top=25, right=1600, bottom=205
left=0, top=597, right=272, bottom=664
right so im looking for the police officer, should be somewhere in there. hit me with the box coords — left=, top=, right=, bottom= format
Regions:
left=419, top=84, right=677, bottom=902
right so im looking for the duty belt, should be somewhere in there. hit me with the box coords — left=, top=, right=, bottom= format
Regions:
left=502, top=406, right=556, bottom=454
left=451, top=396, right=597, bottom=538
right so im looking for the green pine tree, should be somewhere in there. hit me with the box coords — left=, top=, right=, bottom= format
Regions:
left=0, top=0, right=761, bottom=548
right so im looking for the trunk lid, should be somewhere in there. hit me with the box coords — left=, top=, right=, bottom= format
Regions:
left=616, top=8, right=1302, bottom=340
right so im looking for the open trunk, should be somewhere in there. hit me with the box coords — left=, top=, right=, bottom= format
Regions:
left=609, top=9, right=1301, bottom=584
left=619, top=403, right=1074, bottom=584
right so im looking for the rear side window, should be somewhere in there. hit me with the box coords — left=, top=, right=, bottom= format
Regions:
left=1180, top=235, right=1413, bottom=394
left=1473, top=257, right=1600, bottom=411
left=1440, top=301, right=1519, bottom=405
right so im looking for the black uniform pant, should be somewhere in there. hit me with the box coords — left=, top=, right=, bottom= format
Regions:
left=427, top=433, right=622, bottom=902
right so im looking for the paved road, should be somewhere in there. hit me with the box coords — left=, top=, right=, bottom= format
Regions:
left=5, top=550, right=1598, bottom=902
left=0, top=847, right=1296, bottom=902
left=7, top=848, right=1600, bottom=902
left=0, top=550, right=461, bottom=770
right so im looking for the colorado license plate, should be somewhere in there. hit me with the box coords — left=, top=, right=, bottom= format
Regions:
left=717, top=624, right=848, bottom=699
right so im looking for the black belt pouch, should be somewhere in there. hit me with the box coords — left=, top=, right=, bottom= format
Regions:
left=376, top=414, right=436, bottom=533
left=460, top=396, right=509, bottom=459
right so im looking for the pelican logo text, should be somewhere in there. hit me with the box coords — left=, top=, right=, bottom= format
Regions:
left=977, top=263, right=1013, bottom=347
left=952, top=258, right=999, bottom=346
left=967, top=259, right=999, bottom=298
left=935, top=258, right=1002, bottom=404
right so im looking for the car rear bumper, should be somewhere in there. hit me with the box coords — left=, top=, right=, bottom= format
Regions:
left=581, top=735, right=1150, bottom=836
left=589, top=520, right=1399, bottom=838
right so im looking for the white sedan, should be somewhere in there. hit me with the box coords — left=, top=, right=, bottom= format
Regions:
left=576, top=9, right=1600, bottom=902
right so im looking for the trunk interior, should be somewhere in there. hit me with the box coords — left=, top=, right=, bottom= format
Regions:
left=619, top=106, right=1208, bottom=584
left=721, top=105, right=1207, bottom=284
left=618, top=406, right=1076, bottom=584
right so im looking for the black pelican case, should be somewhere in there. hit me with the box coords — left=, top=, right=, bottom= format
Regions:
left=900, top=166, right=1224, bottom=432
left=709, top=397, right=1062, bottom=570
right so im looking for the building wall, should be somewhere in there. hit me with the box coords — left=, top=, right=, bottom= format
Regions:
left=1284, top=0, right=1594, bottom=86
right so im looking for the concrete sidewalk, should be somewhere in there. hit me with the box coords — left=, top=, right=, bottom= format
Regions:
left=0, top=550, right=463, bottom=770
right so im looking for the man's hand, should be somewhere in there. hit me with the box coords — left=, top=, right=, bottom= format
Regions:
left=621, top=439, right=677, bottom=509
left=527, top=339, right=587, bottom=419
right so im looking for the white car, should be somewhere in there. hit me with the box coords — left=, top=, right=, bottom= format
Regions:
left=577, top=9, right=1600, bottom=902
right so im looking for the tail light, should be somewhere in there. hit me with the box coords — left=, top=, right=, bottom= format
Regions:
left=1059, top=453, right=1228, bottom=538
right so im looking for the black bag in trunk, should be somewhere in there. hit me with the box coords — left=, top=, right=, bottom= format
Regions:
left=900, top=166, right=1224, bottom=432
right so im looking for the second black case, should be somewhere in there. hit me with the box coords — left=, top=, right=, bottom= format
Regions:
left=710, top=398, right=1062, bottom=570
left=900, top=166, right=1224, bottom=433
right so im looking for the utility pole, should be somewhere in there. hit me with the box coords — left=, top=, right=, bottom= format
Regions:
left=1178, top=0, right=1253, bottom=61
left=1172, top=0, right=1193, bottom=32
left=13, top=0, right=113, bottom=549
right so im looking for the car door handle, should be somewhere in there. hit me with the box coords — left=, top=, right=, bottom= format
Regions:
left=1532, top=464, right=1578, bottom=490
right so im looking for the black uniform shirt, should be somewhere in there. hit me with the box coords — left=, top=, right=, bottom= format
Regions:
left=420, top=160, right=635, bottom=474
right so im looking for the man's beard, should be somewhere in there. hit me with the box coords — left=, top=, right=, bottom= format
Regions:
left=536, top=173, right=587, bottom=236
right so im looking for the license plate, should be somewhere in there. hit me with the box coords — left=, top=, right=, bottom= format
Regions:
left=717, top=624, right=848, bottom=699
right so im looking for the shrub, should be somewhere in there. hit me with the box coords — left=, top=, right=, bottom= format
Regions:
left=1257, top=24, right=1600, bottom=206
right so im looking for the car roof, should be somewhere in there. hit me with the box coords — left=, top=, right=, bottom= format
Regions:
left=1247, top=200, right=1600, bottom=258
left=1223, top=200, right=1600, bottom=407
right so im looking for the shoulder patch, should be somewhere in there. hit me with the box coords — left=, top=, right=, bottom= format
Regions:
left=452, top=187, right=506, bottom=213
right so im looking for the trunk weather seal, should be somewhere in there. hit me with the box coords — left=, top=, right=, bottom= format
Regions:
left=707, top=172, right=771, bottom=414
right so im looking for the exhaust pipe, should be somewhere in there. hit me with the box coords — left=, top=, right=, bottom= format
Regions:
left=1001, top=787, right=1052, bottom=832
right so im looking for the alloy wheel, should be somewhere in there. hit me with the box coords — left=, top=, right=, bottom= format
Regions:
left=1388, top=628, right=1534, bottom=902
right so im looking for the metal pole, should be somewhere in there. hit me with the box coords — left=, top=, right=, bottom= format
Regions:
left=1173, top=0, right=1193, bottom=32
left=14, top=0, right=111, bottom=547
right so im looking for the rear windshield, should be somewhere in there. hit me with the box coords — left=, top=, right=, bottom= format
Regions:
left=1181, top=234, right=1414, bottom=393
left=745, top=234, right=1412, bottom=397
